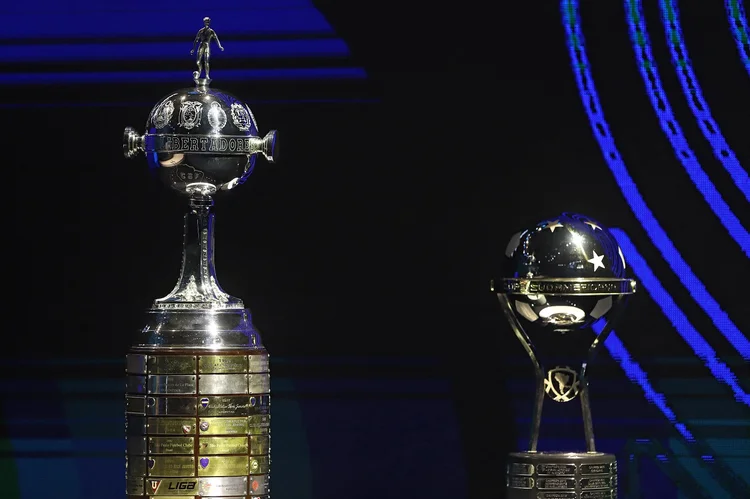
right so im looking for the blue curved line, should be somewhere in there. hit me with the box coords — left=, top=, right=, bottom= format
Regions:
left=726, top=0, right=750, bottom=76
left=0, top=68, right=367, bottom=86
left=612, top=229, right=750, bottom=406
left=660, top=0, right=750, bottom=200
left=625, top=0, right=749, bottom=257
left=561, top=0, right=750, bottom=361
left=594, top=322, right=697, bottom=442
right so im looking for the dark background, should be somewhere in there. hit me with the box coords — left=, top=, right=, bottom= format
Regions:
left=4, top=0, right=750, bottom=497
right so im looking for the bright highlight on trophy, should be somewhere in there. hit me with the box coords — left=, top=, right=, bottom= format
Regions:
left=123, top=16, right=276, bottom=199
left=121, top=20, right=275, bottom=499
left=491, top=213, right=636, bottom=498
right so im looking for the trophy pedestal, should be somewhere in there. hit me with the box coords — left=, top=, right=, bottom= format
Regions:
left=507, top=451, right=617, bottom=499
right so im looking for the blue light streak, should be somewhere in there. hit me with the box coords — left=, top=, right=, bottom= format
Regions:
left=625, top=0, right=749, bottom=257
left=659, top=0, right=750, bottom=201
left=0, top=98, right=381, bottom=110
left=2, top=9, right=333, bottom=39
left=2, top=39, right=351, bottom=63
left=4, top=0, right=309, bottom=12
left=594, top=321, right=697, bottom=442
left=0, top=68, right=367, bottom=86
left=612, top=228, right=750, bottom=406
left=726, top=0, right=750, bottom=76
left=562, top=0, right=750, bottom=361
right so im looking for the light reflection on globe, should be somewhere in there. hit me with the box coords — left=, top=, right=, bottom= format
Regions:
left=495, top=213, right=636, bottom=332
left=124, top=85, right=276, bottom=197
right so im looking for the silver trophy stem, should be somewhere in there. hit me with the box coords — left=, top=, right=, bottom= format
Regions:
left=578, top=312, right=619, bottom=453
left=579, top=363, right=596, bottom=452
left=498, top=294, right=545, bottom=452
left=154, top=195, right=242, bottom=309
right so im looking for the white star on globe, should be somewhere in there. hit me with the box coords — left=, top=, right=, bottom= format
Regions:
left=587, top=250, right=605, bottom=271
left=547, top=220, right=563, bottom=232
left=584, top=220, right=601, bottom=231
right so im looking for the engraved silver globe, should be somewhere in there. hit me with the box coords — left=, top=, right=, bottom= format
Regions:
left=496, top=212, right=635, bottom=332
left=123, top=86, right=277, bottom=196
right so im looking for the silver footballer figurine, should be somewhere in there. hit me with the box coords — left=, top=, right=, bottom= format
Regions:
left=191, top=16, right=224, bottom=82
left=121, top=20, right=276, bottom=498
left=492, top=213, right=636, bottom=498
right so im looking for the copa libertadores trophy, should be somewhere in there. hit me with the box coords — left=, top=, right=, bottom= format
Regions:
left=491, top=213, right=636, bottom=499
left=122, top=18, right=277, bottom=498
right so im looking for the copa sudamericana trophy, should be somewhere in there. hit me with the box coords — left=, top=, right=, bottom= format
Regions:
left=491, top=213, right=636, bottom=499
left=122, top=18, right=276, bottom=498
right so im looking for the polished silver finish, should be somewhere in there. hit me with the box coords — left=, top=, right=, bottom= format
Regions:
left=506, top=452, right=616, bottom=499
left=123, top=91, right=276, bottom=197
left=190, top=17, right=224, bottom=82
left=494, top=213, right=634, bottom=498
left=122, top=19, right=277, bottom=498
left=198, top=476, right=248, bottom=496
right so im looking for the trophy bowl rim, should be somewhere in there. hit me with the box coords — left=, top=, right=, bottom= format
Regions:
left=491, top=277, right=637, bottom=296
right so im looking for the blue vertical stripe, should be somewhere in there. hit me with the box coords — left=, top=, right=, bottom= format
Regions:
left=660, top=0, right=750, bottom=201
left=562, top=0, right=750, bottom=361
left=625, top=0, right=750, bottom=257
left=612, top=229, right=750, bottom=406
left=726, top=0, right=750, bottom=77
left=595, top=322, right=697, bottom=442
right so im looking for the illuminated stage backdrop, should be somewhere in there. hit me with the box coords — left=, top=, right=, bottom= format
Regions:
left=563, top=0, right=750, bottom=496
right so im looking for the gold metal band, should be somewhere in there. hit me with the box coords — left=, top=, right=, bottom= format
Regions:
left=128, top=353, right=270, bottom=375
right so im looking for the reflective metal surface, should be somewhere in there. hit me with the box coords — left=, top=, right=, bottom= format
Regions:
left=493, top=213, right=635, bottom=332
left=123, top=90, right=276, bottom=196
left=494, top=213, right=635, bottom=498
left=507, top=452, right=616, bottom=499
left=122, top=19, right=276, bottom=498
left=190, top=17, right=224, bottom=82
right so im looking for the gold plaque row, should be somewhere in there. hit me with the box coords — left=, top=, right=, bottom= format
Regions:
left=127, top=475, right=269, bottom=496
left=127, top=435, right=269, bottom=455
left=127, top=455, right=270, bottom=477
left=126, top=374, right=271, bottom=395
left=127, top=414, right=270, bottom=436
left=127, top=354, right=270, bottom=375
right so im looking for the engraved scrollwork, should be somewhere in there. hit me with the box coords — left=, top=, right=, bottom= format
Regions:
left=179, top=101, right=204, bottom=130
left=152, top=100, right=175, bottom=128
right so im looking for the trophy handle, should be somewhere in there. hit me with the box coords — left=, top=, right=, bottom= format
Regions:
left=579, top=297, right=626, bottom=452
left=497, top=294, right=545, bottom=453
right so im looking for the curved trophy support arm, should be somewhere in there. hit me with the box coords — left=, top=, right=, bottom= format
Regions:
left=497, top=294, right=545, bottom=452
left=579, top=363, right=596, bottom=453
left=497, top=295, right=543, bottom=372
left=586, top=301, right=623, bottom=362
left=579, top=301, right=624, bottom=453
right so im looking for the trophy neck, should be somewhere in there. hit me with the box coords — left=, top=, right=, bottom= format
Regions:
left=154, top=196, right=243, bottom=310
